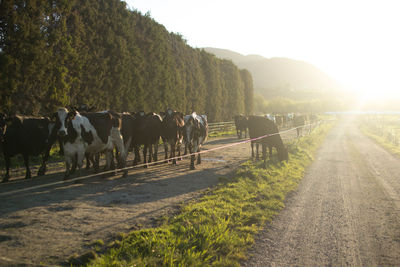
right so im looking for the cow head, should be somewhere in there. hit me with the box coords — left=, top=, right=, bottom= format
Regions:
left=53, top=108, right=77, bottom=137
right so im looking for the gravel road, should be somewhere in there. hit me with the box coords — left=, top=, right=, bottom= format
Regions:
left=243, top=118, right=400, bottom=266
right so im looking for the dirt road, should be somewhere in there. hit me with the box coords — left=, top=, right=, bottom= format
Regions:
left=0, top=136, right=254, bottom=266
left=244, top=119, right=400, bottom=266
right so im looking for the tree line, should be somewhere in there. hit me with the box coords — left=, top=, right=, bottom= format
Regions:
left=0, top=0, right=253, bottom=122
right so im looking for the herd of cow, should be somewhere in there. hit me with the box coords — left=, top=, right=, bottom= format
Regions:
left=0, top=107, right=315, bottom=183
left=0, top=107, right=208, bottom=183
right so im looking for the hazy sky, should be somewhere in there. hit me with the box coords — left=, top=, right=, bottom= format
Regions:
left=125, top=0, right=400, bottom=99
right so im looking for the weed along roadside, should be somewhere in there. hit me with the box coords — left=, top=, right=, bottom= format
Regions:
left=75, top=122, right=334, bottom=266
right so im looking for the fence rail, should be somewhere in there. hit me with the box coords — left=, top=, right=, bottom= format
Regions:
left=0, top=120, right=320, bottom=179
left=208, top=121, right=235, bottom=134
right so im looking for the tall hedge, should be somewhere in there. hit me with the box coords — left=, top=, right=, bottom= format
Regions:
left=0, top=0, right=253, bottom=121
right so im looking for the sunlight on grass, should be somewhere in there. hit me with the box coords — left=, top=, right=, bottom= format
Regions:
left=77, top=122, right=334, bottom=267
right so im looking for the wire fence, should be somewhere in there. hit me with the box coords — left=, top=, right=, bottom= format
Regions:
left=0, top=120, right=323, bottom=197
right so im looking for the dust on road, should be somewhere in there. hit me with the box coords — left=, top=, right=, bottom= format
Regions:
left=243, top=118, right=400, bottom=266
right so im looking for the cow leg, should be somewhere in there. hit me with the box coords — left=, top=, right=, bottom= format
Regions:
left=94, top=154, right=100, bottom=172
left=177, top=143, right=182, bottom=161
left=137, top=147, right=141, bottom=162
left=110, top=150, right=116, bottom=170
left=143, top=144, right=148, bottom=168
left=153, top=143, right=158, bottom=162
left=251, top=142, right=255, bottom=158
left=3, top=154, right=11, bottom=182
left=197, top=146, right=201, bottom=164
left=190, top=154, right=195, bottom=170
left=172, top=143, right=177, bottom=165
left=85, top=152, right=91, bottom=169
left=76, top=151, right=84, bottom=176
left=38, top=144, right=51, bottom=176
left=64, top=156, right=72, bottom=179
left=189, top=145, right=195, bottom=170
left=262, top=144, right=267, bottom=169
left=133, top=145, right=140, bottom=165
left=71, top=154, right=78, bottom=174
left=164, top=143, right=169, bottom=163
left=58, top=140, right=64, bottom=156
left=23, top=153, right=31, bottom=179
left=268, top=145, right=273, bottom=160
left=105, top=151, right=113, bottom=171
left=148, top=144, right=153, bottom=164
left=113, top=134, right=127, bottom=169
left=256, top=143, right=260, bottom=160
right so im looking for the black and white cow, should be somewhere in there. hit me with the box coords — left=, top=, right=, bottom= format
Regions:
left=184, top=112, right=208, bottom=170
left=82, top=111, right=127, bottom=172
left=161, top=108, right=185, bottom=164
left=55, top=108, right=126, bottom=178
left=0, top=114, right=58, bottom=182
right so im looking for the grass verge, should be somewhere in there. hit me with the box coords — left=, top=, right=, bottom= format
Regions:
left=80, top=122, right=333, bottom=267
left=360, top=126, right=400, bottom=157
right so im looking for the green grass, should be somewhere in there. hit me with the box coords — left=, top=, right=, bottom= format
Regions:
left=208, top=129, right=236, bottom=138
left=78, top=122, right=333, bottom=267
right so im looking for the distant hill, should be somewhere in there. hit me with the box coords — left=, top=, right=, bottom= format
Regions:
left=204, top=47, right=342, bottom=100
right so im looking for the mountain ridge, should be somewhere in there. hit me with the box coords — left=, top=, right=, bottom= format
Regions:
left=203, top=47, right=342, bottom=100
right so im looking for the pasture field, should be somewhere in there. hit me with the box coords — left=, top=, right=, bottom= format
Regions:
left=84, top=122, right=333, bottom=266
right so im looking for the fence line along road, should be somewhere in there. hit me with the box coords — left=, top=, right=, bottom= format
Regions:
left=0, top=120, right=316, bottom=178
left=0, top=121, right=322, bottom=197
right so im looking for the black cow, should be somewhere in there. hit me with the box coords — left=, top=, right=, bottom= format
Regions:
left=0, top=115, right=58, bottom=182
left=161, top=109, right=185, bottom=164
left=247, top=115, right=288, bottom=168
left=234, top=115, right=248, bottom=139
left=55, top=108, right=126, bottom=178
left=132, top=112, right=163, bottom=167
left=184, top=112, right=208, bottom=170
